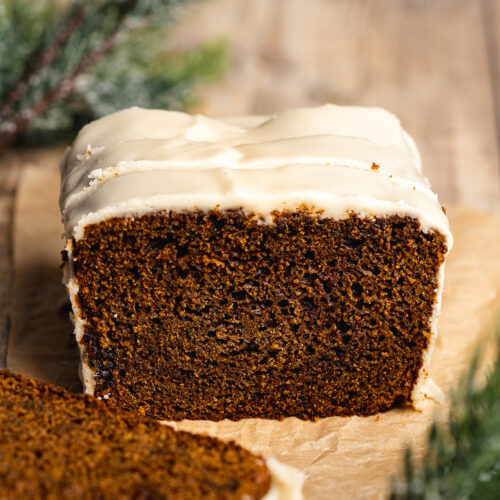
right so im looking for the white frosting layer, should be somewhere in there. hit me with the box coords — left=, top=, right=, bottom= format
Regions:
left=60, top=105, right=451, bottom=244
left=263, top=458, right=305, bottom=500
left=60, top=104, right=452, bottom=409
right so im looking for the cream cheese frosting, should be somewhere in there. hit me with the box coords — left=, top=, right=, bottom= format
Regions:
left=263, top=458, right=304, bottom=500
left=60, top=103, right=452, bottom=410
left=60, top=104, right=451, bottom=244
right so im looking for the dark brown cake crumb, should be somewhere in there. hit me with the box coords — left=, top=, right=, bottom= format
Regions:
left=0, top=370, right=271, bottom=499
left=72, top=210, right=447, bottom=421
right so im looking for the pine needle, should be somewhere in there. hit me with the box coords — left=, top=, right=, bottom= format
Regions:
left=391, top=334, right=500, bottom=500
left=0, top=0, right=227, bottom=148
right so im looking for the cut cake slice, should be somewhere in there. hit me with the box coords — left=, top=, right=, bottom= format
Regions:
left=0, top=370, right=302, bottom=499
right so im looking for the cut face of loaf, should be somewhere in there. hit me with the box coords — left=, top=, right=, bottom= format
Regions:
left=0, top=370, right=304, bottom=499
left=60, top=104, right=452, bottom=420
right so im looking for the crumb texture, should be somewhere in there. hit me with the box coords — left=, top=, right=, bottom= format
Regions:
left=73, top=210, right=447, bottom=420
left=0, top=370, right=271, bottom=499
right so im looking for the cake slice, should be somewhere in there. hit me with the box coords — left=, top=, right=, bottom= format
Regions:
left=60, top=104, right=452, bottom=420
left=0, top=370, right=302, bottom=499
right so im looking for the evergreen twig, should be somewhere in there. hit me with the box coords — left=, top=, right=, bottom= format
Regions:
left=390, top=332, right=500, bottom=500
left=0, top=3, right=86, bottom=119
left=0, top=0, right=227, bottom=149
left=0, top=25, right=121, bottom=149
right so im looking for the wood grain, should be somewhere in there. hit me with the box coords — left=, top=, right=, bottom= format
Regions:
left=0, top=156, right=21, bottom=369
left=177, top=0, right=500, bottom=210
left=1, top=0, right=500, bottom=368
left=0, top=149, right=62, bottom=369
left=481, top=0, right=500, bottom=161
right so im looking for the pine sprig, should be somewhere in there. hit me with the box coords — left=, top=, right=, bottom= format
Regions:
left=391, top=333, right=500, bottom=500
left=0, top=0, right=227, bottom=148
left=0, top=2, right=86, bottom=118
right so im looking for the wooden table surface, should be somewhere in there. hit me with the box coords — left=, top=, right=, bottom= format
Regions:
left=1, top=0, right=499, bottom=368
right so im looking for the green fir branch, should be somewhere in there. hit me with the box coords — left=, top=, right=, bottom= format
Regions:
left=0, top=0, right=228, bottom=148
left=391, top=333, right=500, bottom=500
left=25, top=38, right=228, bottom=145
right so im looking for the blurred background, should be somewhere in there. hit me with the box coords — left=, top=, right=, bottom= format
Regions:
left=179, top=0, right=500, bottom=212
left=0, top=0, right=499, bottom=212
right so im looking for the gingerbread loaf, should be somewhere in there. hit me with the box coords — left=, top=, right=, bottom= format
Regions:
left=60, top=104, right=452, bottom=420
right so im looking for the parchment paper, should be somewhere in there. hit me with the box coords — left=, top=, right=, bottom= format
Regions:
left=7, top=161, right=500, bottom=500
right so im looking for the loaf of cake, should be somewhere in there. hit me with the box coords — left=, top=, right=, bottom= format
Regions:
left=0, top=370, right=302, bottom=499
left=60, top=104, right=452, bottom=420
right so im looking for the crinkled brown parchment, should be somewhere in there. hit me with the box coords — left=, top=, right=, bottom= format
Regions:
left=8, top=162, right=500, bottom=499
